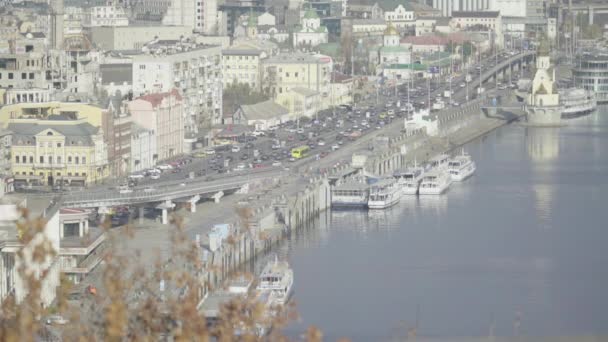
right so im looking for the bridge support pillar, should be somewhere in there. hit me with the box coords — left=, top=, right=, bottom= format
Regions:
left=161, top=209, right=168, bottom=225
left=138, top=206, right=144, bottom=224
left=189, top=195, right=201, bottom=213
left=212, top=191, right=224, bottom=203
left=589, top=7, right=594, bottom=25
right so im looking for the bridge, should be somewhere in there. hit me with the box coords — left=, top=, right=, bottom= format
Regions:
left=62, top=168, right=284, bottom=223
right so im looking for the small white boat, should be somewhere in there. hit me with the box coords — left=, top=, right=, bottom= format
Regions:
left=368, top=178, right=401, bottom=209
left=448, top=153, right=476, bottom=181
left=418, top=171, right=452, bottom=195
left=256, top=256, right=294, bottom=307
left=394, top=166, right=425, bottom=195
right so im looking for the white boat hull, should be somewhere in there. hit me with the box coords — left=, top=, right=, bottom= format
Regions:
left=368, top=197, right=400, bottom=209
left=450, top=163, right=476, bottom=182
left=418, top=184, right=450, bottom=195
left=401, top=185, right=419, bottom=195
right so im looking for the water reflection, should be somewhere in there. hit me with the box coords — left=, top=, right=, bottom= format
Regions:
left=525, top=127, right=560, bottom=162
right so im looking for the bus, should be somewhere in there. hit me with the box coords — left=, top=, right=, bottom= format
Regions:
left=291, top=145, right=310, bottom=159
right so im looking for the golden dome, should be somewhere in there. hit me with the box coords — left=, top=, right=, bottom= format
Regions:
left=384, top=22, right=399, bottom=36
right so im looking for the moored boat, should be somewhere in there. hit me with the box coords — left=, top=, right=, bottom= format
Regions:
left=447, top=153, right=476, bottom=181
left=418, top=171, right=452, bottom=195
left=368, top=178, right=401, bottom=209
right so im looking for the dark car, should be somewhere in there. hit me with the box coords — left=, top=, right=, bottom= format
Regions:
left=241, top=154, right=249, bottom=160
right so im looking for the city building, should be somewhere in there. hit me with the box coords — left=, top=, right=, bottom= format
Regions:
left=128, top=89, right=184, bottom=161
left=130, top=124, right=157, bottom=172
left=131, top=40, right=223, bottom=128
left=0, top=194, right=61, bottom=308
left=232, top=100, right=290, bottom=130
left=489, top=0, right=526, bottom=17
left=450, top=11, right=502, bottom=47
left=382, top=3, right=416, bottom=30
left=101, top=94, right=132, bottom=177
left=89, top=26, right=193, bottom=51
left=401, top=35, right=447, bottom=53
left=0, top=128, right=11, bottom=172
left=57, top=208, right=106, bottom=284
left=261, top=52, right=332, bottom=101
left=573, top=53, right=608, bottom=104
left=351, top=19, right=388, bottom=37
left=0, top=31, right=53, bottom=93
left=257, top=25, right=290, bottom=43
left=8, top=118, right=109, bottom=187
left=222, top=48, right=266, bottom=91
left=293, top=8, right=329, bottom=48
left=415, top=16, right=451, bottom=36
left=431, top=0, right=490, bottom=17
left=379, top=23, right=412, bottom=81
left=0, top=101, right=105, bottom=130
left=526, top=39, right=562, bottom=125
left=276, top=87, right=321, bottom=119
left=162, top=0, right=219, bottom=34
left=85, top=5, right=129, bottom=27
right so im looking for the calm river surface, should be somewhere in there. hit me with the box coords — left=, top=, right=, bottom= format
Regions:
left=269, top=107, right=608, bottom=340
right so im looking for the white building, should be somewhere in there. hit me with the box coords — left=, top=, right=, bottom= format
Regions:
left=162, top=0, right=219, bottom=34
left=293, top=8, right=328, bottom=48
left=489, top=0, right=526, bottom=17
left=257, top=12, right=276, bottom=26
left=86, top=6, right=129, bottom=27
left=383, top=4, right=415, bottom=30
left=130, top=125, right=157, bottom=172
left=132, top=41, right=223, bottom=127
left=0, top=195, right=61, bottom=308
left=432, top=0, right=490, bottom=17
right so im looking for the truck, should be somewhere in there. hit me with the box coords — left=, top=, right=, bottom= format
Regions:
left=443, top=90, right=451, bottom=98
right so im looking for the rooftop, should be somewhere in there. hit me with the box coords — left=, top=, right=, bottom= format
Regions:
left=264, top=52, right=329, bottom=64
left=451, top=11, right=500, bottom=18
left=221, top=48, right=263, bottom=56
left=137, top=89, right=182, bottom=107
left=8, top=121, right=99, bottom=145
left=238, top=100, right=289, bottom=120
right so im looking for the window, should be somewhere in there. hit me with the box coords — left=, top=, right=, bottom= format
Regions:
left=29, top=156, right=33, bottom=163
left=21, top=73, right=26, bottom=79
left=82, top=156, right=86, bottom=164
left=75, top=156, right=79, bottom=164
left=8, top=73, right=13, bottom=79
left=21, top=156, right=26, bottom=163
left=295, top=72, right=299, bottom=77
left=57, top=142, right=61, bottom=147
left=40, top=156, right=44, bottom=163
left=57, top=156, right=62, bottom=164
left=68, top=156, right=72, bottom=164
left=29, top=73, right=34, bottom=79
left=25, top=45, right=33, bottom=52
left=15, top=156, right=19, bottom=163
left=139, top=65, right=146, bottom=70
left=286, top=72, right=290, bottom=77
left=48, top=156, right=53, bottom=164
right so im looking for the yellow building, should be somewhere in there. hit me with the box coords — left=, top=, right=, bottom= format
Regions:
left=8, top=118, right=109, bottom=186
left=261, top=52, right=332, bottom=101
left=222, top=48, right=266, bottom=91
left=0, top=102, right=104, bottom=129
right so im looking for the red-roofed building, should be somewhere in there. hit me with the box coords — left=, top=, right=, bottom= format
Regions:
left=401, top=35, right=448, bottom=53
left=128, top=89, right=184, bottom=160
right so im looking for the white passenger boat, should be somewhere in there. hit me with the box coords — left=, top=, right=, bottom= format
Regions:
left=418, top=171, right=452, bottom=195
left=427, top=154, right=450, bottom=171
left=256, top=256, right=294, bottom=307
left=394, top=166, right=425, bottom=195
left=447, top=153, right=476, bottom=181
left=559, top=87, right=597, bottom=119
left=368, top=178, right=401, bottom=209
left=331, top=181, right=369, bottom=208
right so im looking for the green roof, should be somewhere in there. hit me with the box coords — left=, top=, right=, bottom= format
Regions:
left=377, top=0, right=415, bottom=11
left=304, top=8, right=320, bottom=19
left=385, top=63, right=427, bottom=70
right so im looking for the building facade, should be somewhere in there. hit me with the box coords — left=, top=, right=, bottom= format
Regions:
left=431, top=0, right=490, bottom=17
left=262, top=53, right=332, bottom=100
left=130, top=125, right=157, bottom=172
left=573, top=53, right=608, bottom=104
left=128, top=89, right=184, bottom=161
left=222, top=49, right=265, bottom=91
left=85, top=6, right=129, bottom=27
left=132, top=42, right=223, bottom=128
left=8, top=119, right=109, bottom=186
left=293, top=8, right=329, bottom=48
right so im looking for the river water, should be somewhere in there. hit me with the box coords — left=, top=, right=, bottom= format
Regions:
left=270, top=107, right=608, bottom=340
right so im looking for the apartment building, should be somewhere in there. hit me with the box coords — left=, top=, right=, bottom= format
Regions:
left=131, top=41, right=223, bottom=128
left=128, top=89, right=184, bottom=161
left=222, top=48, right=265, bottom=91
left=261, top=52, right=332, bottom=100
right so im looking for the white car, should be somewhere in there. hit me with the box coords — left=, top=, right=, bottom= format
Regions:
left=118, top=186, right=132, bottom=194
left=387, top=109, right=395, bottom=115
left=150, top=174, right=160, bottom=180
left=251, top=131, right=265, bottom=137
left=231, top=145, right=241, bottom=153
left=318, top=140, right=326, bottom=146
left=296, top=128, right=305, bottom=134
left=129, top=174, right=144, bottom=179
left=272, top=161, right=282, bottom=167
left=157, top=164, right=173, bottom=170
left=331, top=144, right=339, bottom=151
left=203, top=148, right=215, bottom=155
left=46, top=315, right=69, bottom=325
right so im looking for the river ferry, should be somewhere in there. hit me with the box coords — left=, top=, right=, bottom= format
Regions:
left=427, top=154, right=450, bottom=171
left=394, top=166, right=425, bottom=195
left=419, top=171, right=452, bottom=195
left=256, top=256, right=294, bottom=308
left=368, top=178, right=401, bottom=209
left=559, top=88, right=597, bottom=119
left=331, top=181, right=369, bottom=208
left=447, top=153, right=476, bottom=181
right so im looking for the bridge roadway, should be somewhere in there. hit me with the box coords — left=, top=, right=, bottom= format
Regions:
left=61, top=51, right=535, bottom=209
left=62, top=167, right=284, bottom=208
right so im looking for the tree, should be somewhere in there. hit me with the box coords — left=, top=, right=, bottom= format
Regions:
left=222, top=82, right=270, bottom=119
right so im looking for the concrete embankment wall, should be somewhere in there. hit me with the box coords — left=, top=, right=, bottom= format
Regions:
left=202, top=105, right=525, bottom=295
